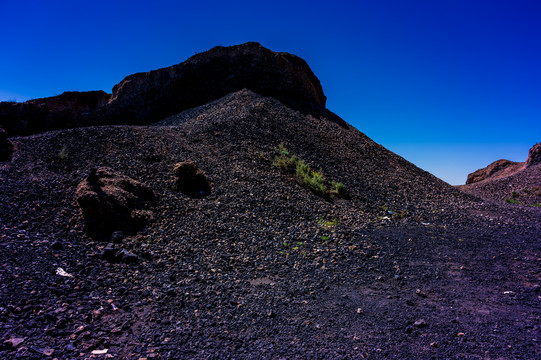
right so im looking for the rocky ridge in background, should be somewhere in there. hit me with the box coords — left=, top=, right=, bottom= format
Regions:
left=0, top=91, right=109, bottom=136
left=459, top=142, right=541, bottom=205
left=0, top=42, right=335, bottom=137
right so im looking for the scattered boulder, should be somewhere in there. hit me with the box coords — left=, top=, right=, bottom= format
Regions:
left=75, top=167, right=156, bottom=237
left=0, top=128, right=13, bottom=161
left=525, top=143, right=541, bottom=167
left=110, top=231, right=125, bottom=244
left=173, top=161, right=211, bottom=197
left=101, top=244, right=139, bottom=264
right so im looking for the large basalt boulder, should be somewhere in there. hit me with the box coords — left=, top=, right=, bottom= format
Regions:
left=525, top=143, right=541, bottom=167
left=173, top=161, right=211, bottom=197
left=0, top=128, right=13, bottom=161
left=466, top=159, right=520, bottom=184
left=75, top=167, right=156, bottom=237
left=99, top=42, right=327, bottom=125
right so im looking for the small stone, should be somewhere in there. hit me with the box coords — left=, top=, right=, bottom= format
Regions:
left=4, top=337, right=26, bottom=347
left=110, top=231, right=124, bottom=244
left=430, top=341, right=439, bottom=347
left=356, top=308, right=363, bottom=314
left=51, top=241, right=63, bottom=250
left=41, top=348, right=55, bottom=356
left=413, top=319, right=428, bottom=328
left=267, top=310, right=276, bottom=318
left=457, top=332, right=465, bottom=337
left=102, top=243, right=118, bottom=262
left=118, top=249, right=139, bottom=264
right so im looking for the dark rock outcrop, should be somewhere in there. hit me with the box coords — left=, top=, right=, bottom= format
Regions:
left=0, top=128, right=13, bottom=161
left=173, top=161, right=211, bottom=197
left=0, top=91, right=109, bottom=136
left=75, top=167, right=156, bottom=237
left=525, top=143, right=541, bottom=167
left=1, top=42, right=333, bottom=136
left=98, top=42, right=327, bottom=126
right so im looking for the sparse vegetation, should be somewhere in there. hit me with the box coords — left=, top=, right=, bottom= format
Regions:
left=505, top=197, right=520, bottom=205
left=533, top=203, right=541, bottom=207
left=57, top=145, right=68, bottom=162
left=317, top=217, right=338, bottom=229
left=273, top=143, right=346, bottom=198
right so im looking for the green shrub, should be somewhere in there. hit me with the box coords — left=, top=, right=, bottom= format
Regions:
left=272, top=143, right=346, bottom=198
left=505, top=198, right=520, bottom=205
left=57, top=146, right=69, bottom=162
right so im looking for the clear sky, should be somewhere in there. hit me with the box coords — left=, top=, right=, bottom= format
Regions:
left=1, top=0, right=540, bottom=185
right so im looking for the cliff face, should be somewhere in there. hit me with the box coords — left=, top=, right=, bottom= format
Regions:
left=0, top=91, right=109, bottom=136
left=1, top=42, right=328, bottom=136
left=99, top=42, right=326, bottom=126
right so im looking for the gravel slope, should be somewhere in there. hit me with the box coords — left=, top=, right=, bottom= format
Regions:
left=1, top=90, right=540, bottom=359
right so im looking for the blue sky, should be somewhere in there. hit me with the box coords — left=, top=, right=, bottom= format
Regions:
left=1, top=0, right=540, bottom=184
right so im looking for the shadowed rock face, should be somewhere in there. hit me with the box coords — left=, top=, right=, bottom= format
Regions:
left=0, top=91, right=109, bottom=136
left=1, top=42, right=329, bottom=136
left=103, top=42, right=326, bottom=126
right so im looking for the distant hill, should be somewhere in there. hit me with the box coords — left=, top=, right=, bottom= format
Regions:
left=458, top=143, right=541, bottom=205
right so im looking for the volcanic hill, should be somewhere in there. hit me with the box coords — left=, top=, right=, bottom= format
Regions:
left=1, top=43, right=540, bottom=359
left=459, top=143, right=541, bottom=206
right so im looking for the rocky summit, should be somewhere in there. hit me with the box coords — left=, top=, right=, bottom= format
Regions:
left=1, top=44, right=540, bottom=359
left=0, top=42, right=333, bottom=137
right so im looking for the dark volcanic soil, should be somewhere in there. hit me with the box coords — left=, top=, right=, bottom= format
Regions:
left=1, top=90, right=540, bottom=359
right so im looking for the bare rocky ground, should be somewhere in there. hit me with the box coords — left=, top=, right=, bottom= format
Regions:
left=1, top=90, right=540, bottom=359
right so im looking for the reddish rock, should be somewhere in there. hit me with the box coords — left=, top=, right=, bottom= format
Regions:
left=465, top=159, right=522, bottom=184
left=525, top=143, right=541, bottom=167
left=75, top=167, right=156, bottom=237
left=173, top=161, right=211, bottom=197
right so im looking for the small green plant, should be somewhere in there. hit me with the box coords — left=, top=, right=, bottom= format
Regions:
left=533, top=203, right=541, bottom=207
left=511, top=191, right=519, bottom=199
left=393, top=209, right=408, bottom=220
left=57, top=146, right=69, bottom=162
left=273, top=143, right=346, bottom=198
left=318, top=217, right=338, bottom=228
left=505, top=198, right=520, bottom=205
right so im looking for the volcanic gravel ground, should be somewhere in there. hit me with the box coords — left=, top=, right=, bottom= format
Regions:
left=1, top=90, right=540, bottom=359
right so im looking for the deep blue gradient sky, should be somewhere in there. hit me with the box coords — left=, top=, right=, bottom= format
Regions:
left=2, top=0, right=540, bottom=184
